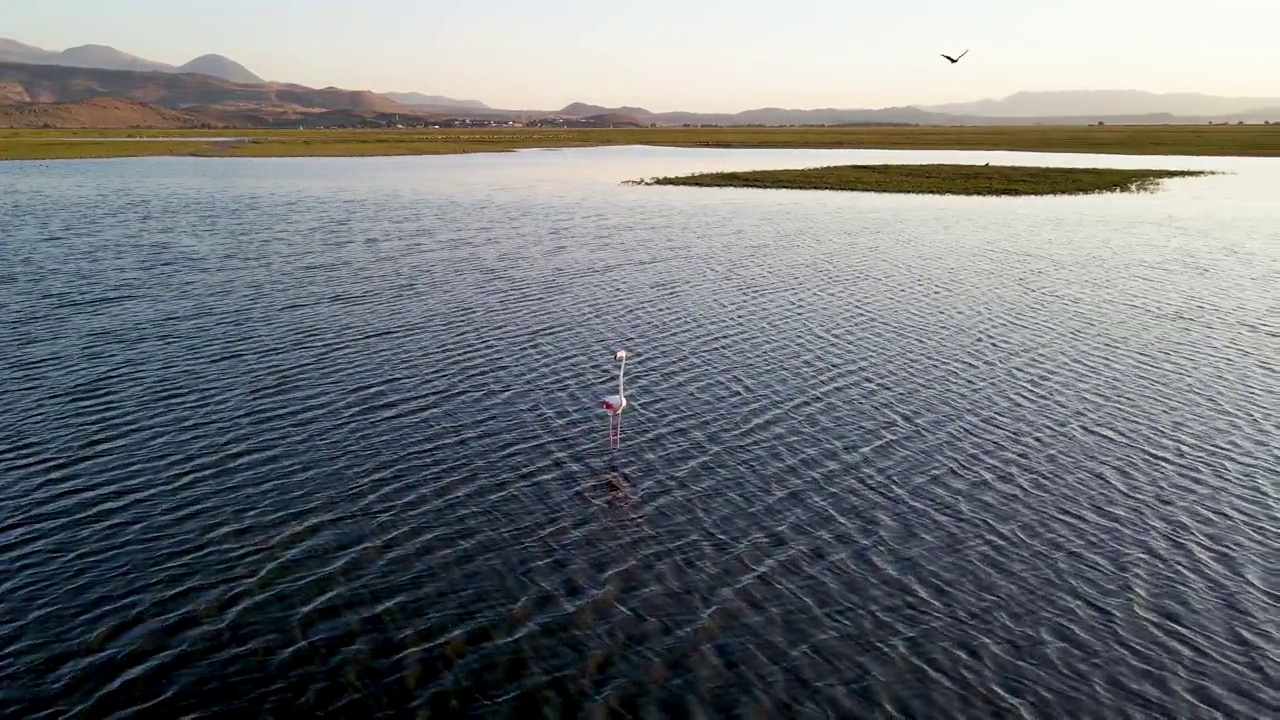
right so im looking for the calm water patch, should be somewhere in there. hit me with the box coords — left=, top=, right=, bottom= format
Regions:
left=1, top=146, right=1277, bottom=718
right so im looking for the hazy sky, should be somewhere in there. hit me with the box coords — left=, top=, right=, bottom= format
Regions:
left=6, top=1, right=1278, bottom=111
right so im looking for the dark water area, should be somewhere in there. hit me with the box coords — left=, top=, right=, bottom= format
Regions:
left=1, top=147, right=1276, bottom=718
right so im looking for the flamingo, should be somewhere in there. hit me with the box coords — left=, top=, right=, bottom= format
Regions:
left=602, top=349, right=628, bottom=447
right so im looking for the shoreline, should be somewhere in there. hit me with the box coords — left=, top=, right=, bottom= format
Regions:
left=2, top=125, right=1279, bottom=162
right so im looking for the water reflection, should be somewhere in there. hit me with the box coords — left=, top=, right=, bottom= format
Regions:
left=584, top=457, right=641, bottom=512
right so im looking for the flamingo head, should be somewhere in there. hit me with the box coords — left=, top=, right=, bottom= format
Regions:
left=613, top=349, right=628, bottom=361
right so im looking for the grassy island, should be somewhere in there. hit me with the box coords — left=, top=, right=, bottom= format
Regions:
left=626, top=163, right=1215, bottom=196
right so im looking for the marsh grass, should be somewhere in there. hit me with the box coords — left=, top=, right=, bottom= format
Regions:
left=2, top=124, right=1276, bottom=161
left=625, top=163, right=1216, bottom=196
left=0, top=138, right=211, bottom=161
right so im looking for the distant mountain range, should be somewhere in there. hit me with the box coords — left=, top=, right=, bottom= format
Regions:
left=915, top=90, right=1280, bottom=118
left=0, top=38, right=481, bottom=110
left=1, top=36, right=1278, bottom=129
left=0, top=37, right=264, bottom=84
left=0, top=61, right=405, bottom=113
left=382, top=92, right=489, bottom=110
left=551, top=97, right=1280, bottom=127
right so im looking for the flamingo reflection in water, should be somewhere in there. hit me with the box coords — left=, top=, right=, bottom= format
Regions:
left=583, top=461, right=640, bottom=511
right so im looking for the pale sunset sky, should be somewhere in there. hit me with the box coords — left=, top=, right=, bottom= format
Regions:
left=6, top=0, right=1278, bottom=111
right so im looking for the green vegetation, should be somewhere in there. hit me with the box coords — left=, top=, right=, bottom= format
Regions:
left=0, top=137, right=209, bottom=161
left=627, top=163, right=1215, bottom=196
left=2, top=123, right=1278, bottom=161
left=0, top=131, right=585, bottom=161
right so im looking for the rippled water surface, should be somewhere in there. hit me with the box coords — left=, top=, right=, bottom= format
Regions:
left=2, top=146, right=1277, bottom=718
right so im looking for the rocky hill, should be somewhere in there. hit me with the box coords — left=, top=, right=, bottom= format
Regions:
left=179, top=54, right=263, bottom=85
left=0, top=96, right=200, bottom=128
left=0, top=95, right=463, bottom=129
left=589, top=113, right=648, bottom=126
left=560, top=102, right=651, bottom=117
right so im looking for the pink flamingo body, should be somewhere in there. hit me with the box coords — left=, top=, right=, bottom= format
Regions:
left=603, top=349, right=628, bottom=447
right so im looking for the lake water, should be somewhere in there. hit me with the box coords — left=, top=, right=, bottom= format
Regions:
left=1, top=146, right=1276, bottom=718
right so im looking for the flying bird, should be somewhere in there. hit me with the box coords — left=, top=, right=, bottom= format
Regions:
left=602, top=349, right=629, bottom=448
left=941, top=49, right=969, bottom=64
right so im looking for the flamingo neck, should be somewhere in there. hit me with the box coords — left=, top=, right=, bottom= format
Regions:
left=618, top=357, right=626, bottom=397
